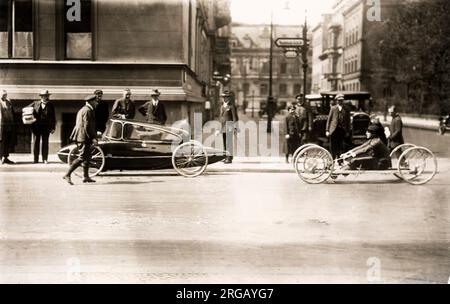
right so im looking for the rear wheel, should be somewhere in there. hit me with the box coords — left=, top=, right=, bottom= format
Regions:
left=294, top=146, right=333, bottom=184
left=172, top=141, right=208, bottom=178
left=390, top=143, right=416, bottom=168
left=397, top=147, right=437, bottom=185
left=68, top=145, right=105, bottom=178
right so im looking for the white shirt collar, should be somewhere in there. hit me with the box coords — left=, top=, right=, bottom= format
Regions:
left=337, top=105, right=342, bottom=111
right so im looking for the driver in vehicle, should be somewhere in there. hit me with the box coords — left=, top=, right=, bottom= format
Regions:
left=340, top=124, right=391, bottom=170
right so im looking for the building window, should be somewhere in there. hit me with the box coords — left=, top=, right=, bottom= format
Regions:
left=0, top=0, right=33, bottom=58
left=279, top=83, right=287, bottom=96
left=243, top=83, right=250, bottom=96
left=260, top=83, right=268, bottom=96
left=280, top=62, right=287, bottom=74
left=65, top=0, right=92, bottom=59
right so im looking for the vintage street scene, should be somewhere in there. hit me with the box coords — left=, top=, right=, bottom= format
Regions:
left=0, top=0, right=449, bottom=284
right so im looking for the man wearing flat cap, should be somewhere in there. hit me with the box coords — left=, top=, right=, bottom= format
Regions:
left=28, top=89, right=56, bottom=164
left=111, top=88, right=135, bottom=120
left=340, top=123, right=390, bottom=170
left=94, top=89, right=109, bottom=134
left=63, top=95, right=98, bottom=185
left=218, top=90, right=238, bottom=163
left=326, top=94, right=350, bottom=161
left=138, top=89, right=167, bottom=125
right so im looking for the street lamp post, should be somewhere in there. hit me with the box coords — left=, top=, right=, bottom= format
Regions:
left=267, top=11, right=275, bottom=133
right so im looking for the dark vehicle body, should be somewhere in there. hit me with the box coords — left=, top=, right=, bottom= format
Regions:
left=57, top=119, right=227, bottom=171
left=307, top=91, right=372, bottom=149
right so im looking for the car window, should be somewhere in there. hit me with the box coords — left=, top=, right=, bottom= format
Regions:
left=123, top=123, right=179, bottom=142
left=105, top=121, right=123, bottom=139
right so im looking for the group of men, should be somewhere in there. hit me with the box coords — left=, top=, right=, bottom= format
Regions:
left=0, top=88, right=167, bottom=172
left=285, top=93, right=404, bottom=169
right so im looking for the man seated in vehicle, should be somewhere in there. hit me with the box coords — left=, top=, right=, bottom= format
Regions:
left=340, top=124, right=391, bottom=170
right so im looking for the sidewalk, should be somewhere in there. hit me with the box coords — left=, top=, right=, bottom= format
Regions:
left=1, top=154, right=448, bottom=174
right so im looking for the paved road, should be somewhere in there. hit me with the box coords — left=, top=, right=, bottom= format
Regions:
left=0, top=168, right=449, bottom=283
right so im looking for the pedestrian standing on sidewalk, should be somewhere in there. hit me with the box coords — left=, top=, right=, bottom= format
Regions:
left=285, top=105, right=300, bottom=163
left=326, top=94, right=351, bottom=162
left=94, top=90, right=109, bottom=134
left=0, top=90, right=17, bottom=165
left=63, top=95, right=99, bottom=185
left=295, top=94, right=313, bottom=145
left=217, top=90, right=238, bottom=164
left=111, top=88, right=135, bottom=119
left=138, top=89, right=167, bottom=125
left=387, top=105, right=404, bottom=158
left=28, top=89, right=56, bottom=164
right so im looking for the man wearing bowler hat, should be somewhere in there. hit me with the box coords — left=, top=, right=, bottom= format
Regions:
left=138, top=89, right=167, bottom=125
left=63, top=95, right=98, bottom=185
left=218, top=90, right=238, bottom=164
left=28, top=89, right=56, bottom=164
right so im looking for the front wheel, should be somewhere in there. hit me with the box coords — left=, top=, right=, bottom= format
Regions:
left=68, top=145, right=105, bottom=178
left=172, top=141, right=208, bottom=178
left=294, top=145, right=334, bottom=184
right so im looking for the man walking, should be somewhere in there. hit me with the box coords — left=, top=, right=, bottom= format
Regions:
left=218, top=90, right=238, bottom=164
left=63, top=95, right=98, bottom=185
left=111, top=88, right=135, bottom=119
left=387, top=105, right=404, bottom=157
left=0, top=90, right=17, bottom=164
left=94, top=89, right=109, bottom=134
left=29, top=89, right=56, bottom=164
left=326, top=94, right=351, bottom=161
left=138, top=89, right=167, bottom=125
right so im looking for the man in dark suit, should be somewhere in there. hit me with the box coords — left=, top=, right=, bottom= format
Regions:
left=387, top=105, right=404, bottom=158
left=0, top=90, right=17, bottom=164
left=63, top=95, right=98, bottom=185
left=138, top=89, right=167, bottom=125
left=326, top=94, right=351, bottom=161
left=217, top=90, right=238, bottom=164
left=285, top=105, right=300, bottom=163
left=94, top=89, right=109, bottom=134
left=295, top=94, right=313, bottom=145
left=111, top=88, right=135, bottom=119
left=29, top=89, right=56, bottom=164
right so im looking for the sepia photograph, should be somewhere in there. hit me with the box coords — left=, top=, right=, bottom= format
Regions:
left=0, top=0, right=449, bottom=287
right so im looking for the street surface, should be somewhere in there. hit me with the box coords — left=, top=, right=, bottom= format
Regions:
left=0, top=127, right=449, bottom=283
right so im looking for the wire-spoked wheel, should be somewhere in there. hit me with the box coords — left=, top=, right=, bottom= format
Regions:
left=68, top=145, right=105, bottom=178
left=397, top=146, right=437, bottom=185
left=172, top=141, right=208, bottom=178
left=294, top=145, right=334, bottom=184
left=292, top=143, right=321, bottom=169
left=390, top=143, right=416, bottom=168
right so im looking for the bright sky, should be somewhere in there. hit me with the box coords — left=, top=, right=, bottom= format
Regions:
left=231, top=0, right=335, bottom=27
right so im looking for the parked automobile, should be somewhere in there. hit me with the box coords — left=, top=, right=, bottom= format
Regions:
left=438, top=115, right=450, bottom=135
left=307, top=91, right=373, bottom=149
left=58, top=119, right=227, bottom=178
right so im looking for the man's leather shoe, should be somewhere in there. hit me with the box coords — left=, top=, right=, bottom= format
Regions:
left=83, top=178, right=96, bottom=183
left=63, top=175, right=74, bottom=185
left=2, top=158, right=15, bottom=164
